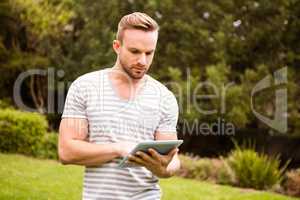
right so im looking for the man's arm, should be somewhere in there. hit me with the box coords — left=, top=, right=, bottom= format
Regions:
left=58, top=118, right=134, bottom=166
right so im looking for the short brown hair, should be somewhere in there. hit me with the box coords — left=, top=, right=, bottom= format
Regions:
left=116, top=12, right=159, bottom=42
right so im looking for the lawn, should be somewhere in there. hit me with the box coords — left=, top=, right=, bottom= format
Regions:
left=0, top=153, right=299, bottom=200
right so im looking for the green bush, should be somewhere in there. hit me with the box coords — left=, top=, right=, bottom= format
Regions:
left=37, top=132, right=58, bottom=159
left=178, top=154, right=214, bottom=181
left=0, top=108, right=48, bottom=156
left=177, top=154, right=198, bottom=178
left=226, top=147, right=288, bottom=190
left=217, top=157, right=236, bottom=185
left=178, top=148, right=290, bottom=192
left=177, top=154, right=235, bottom=184
left=192, top=159, right=213, bottom=181
left=0, top=99, right=13, bottom=109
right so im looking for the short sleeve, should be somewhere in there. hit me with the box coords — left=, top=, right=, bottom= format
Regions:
left=156, top=92, right=179, bottom=134
left=62, top=81, right=87, bottom=119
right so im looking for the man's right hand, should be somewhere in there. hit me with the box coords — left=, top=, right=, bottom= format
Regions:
left=115, top=142, right=137, bottom=157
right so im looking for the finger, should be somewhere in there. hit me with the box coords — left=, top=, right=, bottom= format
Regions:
left=128, top=155, right=146, bottom=166
left=135, top=151, right=156, bottom=165
left=148, top=148, right=162, bottom=161
left=127, top=160, right=137, bottom=165
left=128, top=155, right=143, bottom=166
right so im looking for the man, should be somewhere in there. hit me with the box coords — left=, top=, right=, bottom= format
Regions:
left=58, top=12, right=180, bottom=200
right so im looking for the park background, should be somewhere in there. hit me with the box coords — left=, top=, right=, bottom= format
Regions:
left=0, top=0, right=300, bottom=199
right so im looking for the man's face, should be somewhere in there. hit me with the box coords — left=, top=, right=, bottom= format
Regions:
left=114, top=29, right=158, bottom=79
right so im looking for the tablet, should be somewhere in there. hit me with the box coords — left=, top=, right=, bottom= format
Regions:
left=118, top=140, right=183, bottom=168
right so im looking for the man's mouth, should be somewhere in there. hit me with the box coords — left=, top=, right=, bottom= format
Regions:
left=132, top=67, right=145, bottom=72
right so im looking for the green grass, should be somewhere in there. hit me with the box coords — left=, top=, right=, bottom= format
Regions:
left=0, top=153, right=299, bottom=200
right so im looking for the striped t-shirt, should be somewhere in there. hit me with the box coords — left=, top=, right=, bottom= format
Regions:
left=62, top=68, right=179, bottom=200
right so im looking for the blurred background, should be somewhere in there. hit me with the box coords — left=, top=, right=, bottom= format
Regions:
left=0, top=0, right=300, bottom=199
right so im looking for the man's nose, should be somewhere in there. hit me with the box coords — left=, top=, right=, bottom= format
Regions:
left=138, top=53, right=147, bottom=66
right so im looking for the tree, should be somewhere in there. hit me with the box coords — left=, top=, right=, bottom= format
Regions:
left=1, top=0, right=299, bottom=136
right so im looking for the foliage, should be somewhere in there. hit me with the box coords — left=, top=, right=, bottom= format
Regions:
left=283, top=169, right=300, bottom=197
left=177, top=154, right=235, bottom=184
left=192, top=158, right=215, bottom=181
left=0, top=108, right=58, bottom=158
left=0, top=99, right=13, bottom=109
left=0, top=0, right=74, bottom=110
left=0, top=108, right=48, bottom=155
left=177, top=154, right=198, bottom=178
left=12, top=0, right=75, bottom=39
left=178, top=150, right=294, bottom=191
left=0, top=0, right=300, bottom=134
left=37, top=132, right=58, bottom=159
left=226, top=145, right=288, bottom=190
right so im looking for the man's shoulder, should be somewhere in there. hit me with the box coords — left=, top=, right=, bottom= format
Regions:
left=72, top=68, right=108, bottom=86
left=147, top=75, right=175, bottom=98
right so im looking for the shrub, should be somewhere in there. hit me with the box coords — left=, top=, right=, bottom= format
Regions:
left=0, top=108, right=48, bottom=156
left=37, top=132, right=58, bottom=159
left=0, top=99, right=13, bottom=109
left=283, top=169, right=300, bottom=197
left=217, top=157, right=236, bottom=185
left=177, top=154, right=235, bottom=184
left=192, top=158, right=213, bottom=180
left=177, top=154, right=197, bottom=178
left=226, top=147, right=288, bottom=190
left=178, top=154, right=215, bottom=180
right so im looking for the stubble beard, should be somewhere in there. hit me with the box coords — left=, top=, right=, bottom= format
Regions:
left=119, top=58, right=147, bottom=80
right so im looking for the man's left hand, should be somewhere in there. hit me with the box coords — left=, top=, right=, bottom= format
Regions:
left=128, top=148, right=178, bottom=178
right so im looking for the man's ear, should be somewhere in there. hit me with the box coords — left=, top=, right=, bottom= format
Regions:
left=113, top=40, right=121, bottom=54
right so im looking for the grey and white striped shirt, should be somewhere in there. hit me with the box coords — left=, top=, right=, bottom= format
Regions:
left=62, top=68, right=178, bottom=200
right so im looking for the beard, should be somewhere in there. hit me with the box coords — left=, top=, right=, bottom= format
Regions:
left=119, top=57, right=147, bottom=80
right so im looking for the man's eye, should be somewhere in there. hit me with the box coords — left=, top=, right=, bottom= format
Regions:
left=146, top=52, right=153, bottom=55
left=131, top=50, right=139, bottom=54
